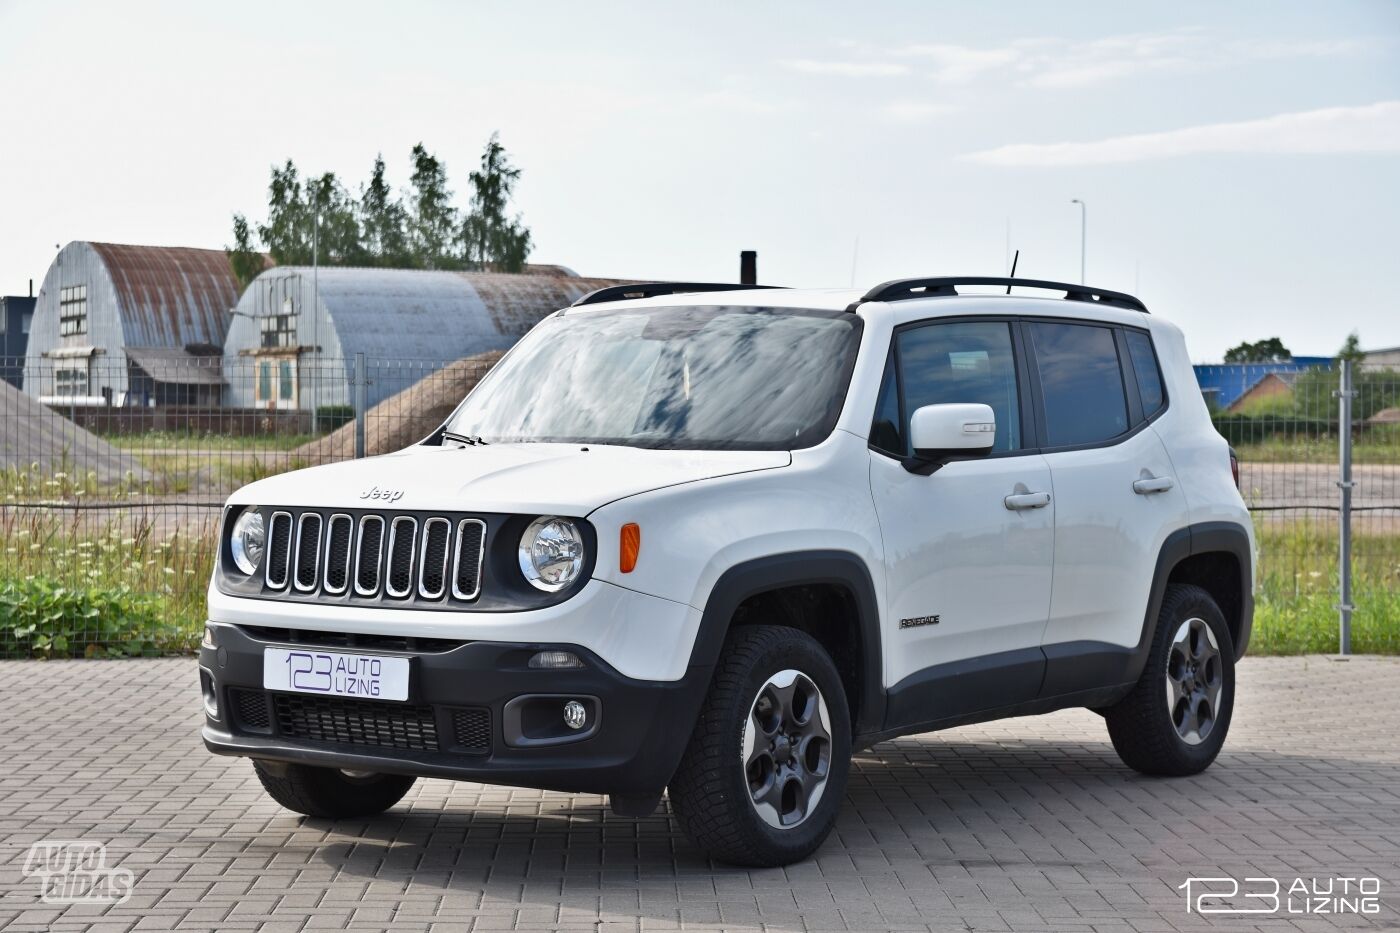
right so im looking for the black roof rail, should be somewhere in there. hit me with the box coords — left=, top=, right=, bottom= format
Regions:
left=854, top=276, right=1148, bottom=313
left=570, top=282, right=784, bottom=308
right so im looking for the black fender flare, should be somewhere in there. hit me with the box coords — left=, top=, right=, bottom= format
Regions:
left=1129, top=520, right=1254, bottom=684
left=686, top=550, right=886, bottom=738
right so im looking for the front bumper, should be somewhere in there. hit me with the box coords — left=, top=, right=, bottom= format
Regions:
left=200, top=621, right=710, bottom=797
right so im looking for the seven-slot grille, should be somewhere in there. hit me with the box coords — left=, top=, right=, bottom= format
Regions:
left=262, top=510, right=486, bottom=603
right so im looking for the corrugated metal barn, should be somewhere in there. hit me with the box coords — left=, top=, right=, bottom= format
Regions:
left=22, top=241, right=242, bottom=405
left=221, top=266, right=623, bottom=412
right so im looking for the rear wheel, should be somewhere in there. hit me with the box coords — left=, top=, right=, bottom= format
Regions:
left=1106, top=584, right=1235, bottom=776
left=668, top=625, right=851, bottom=867
left=252, top=761, right=415, bottom=818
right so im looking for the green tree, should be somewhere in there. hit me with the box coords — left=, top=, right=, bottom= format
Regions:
left=307, top=172, right=366, bottom=266
left=460, top=132, right=532, bottom=272
left=1337, top=331, right=1364, bottom=362
left=225, top=213, right=264, bottom=293
left=407, top=143, right=459, bottom=269
left=257, top=160, right=313, bottom=264
left=360, top=155, right=410, bottom=267
left=1224, top=337, right=1292, bottom=363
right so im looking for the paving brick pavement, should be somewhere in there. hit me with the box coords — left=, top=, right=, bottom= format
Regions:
left=0, top=656, right=1396, bottom=932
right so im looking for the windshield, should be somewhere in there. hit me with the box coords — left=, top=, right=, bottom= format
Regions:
left=445, top=305, right=863, bottom=450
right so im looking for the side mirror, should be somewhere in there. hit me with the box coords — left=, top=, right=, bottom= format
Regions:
left=905, top=403, right=996, bottom=475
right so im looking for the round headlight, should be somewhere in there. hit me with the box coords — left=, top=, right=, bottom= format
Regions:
left=230, top=509, right=266, bottom=576
left=518, top=516, right=585, bottom=592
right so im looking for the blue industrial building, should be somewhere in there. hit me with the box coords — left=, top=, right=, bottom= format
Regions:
left=0, top=294, right=36, bottom=388
left=1192, top=357, right=1332, bottom=411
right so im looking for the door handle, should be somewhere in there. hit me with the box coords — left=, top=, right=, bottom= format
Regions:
left=1004, top=491, right=1051, bottom=510
left=1133, top=476, right=1175, bottom=495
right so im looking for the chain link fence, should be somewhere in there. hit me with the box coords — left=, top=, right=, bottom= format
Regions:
left=1205, top=360, right=1400, bottom=654
left=3, top=354, right=1398, bottom=658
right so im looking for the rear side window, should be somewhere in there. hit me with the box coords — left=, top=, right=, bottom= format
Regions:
left=1029, top=321, right=1129, bottom=447
left=1125, top=330, right=1165, bottom=418
left=870, top=320, right=1022, bottom=455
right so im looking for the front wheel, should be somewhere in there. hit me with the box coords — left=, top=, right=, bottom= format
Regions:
left=1106, top=583, right=1235, bottom=776
left=668, top=625, right=851, bottom=867
left=252, top=761, right=416, bottom=818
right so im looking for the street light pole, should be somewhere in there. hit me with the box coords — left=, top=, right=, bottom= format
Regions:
left=1071, top=199, right=1086, bottom=284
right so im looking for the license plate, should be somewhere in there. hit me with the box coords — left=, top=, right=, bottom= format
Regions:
left=263, top=648, right=410, bottom=702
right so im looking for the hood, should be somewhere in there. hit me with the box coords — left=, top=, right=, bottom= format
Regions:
left=228, top=442, right=791, bottom=515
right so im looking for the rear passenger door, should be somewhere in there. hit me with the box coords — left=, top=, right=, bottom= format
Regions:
left=1027, top=320, right=1187, bottom=692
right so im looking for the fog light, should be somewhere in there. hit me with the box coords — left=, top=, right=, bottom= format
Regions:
left=199, top=669, right=218, bottom=718
left=564, top=700, right=587, bottom=730
left=202, top=624, right=216, bottom=649
left=529, top=650, right=584, bottom=670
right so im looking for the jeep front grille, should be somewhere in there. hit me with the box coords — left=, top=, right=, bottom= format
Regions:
left=263, top=509, right=487, bottom=605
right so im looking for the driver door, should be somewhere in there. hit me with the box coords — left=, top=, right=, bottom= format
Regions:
left=869, top=319, right=1055, bottom=724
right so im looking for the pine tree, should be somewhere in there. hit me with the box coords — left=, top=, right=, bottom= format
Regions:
left=258, top=160, right=313, bottom=264
left=407, top=143, right=459, bottom=269
left=360, top=155, right=410, bottom=267
left=460, top=133, right=532, bottom=272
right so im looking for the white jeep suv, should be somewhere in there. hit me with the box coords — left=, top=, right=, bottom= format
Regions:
left=201, top=276, right=1255, bottom=866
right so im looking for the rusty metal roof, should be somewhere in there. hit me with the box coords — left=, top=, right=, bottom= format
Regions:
left=90, top=242, right=242, bottom=348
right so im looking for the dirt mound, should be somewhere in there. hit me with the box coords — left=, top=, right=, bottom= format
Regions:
left=0, top=379, right=150, bottom=484
left=296, top=351, right=504, bottom=461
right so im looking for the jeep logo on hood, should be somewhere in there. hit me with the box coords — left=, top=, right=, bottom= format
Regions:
left=360, top=486, right=405, bottom=503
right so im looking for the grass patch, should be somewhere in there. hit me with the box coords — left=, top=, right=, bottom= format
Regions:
left=1250, top=522, right=1400, bottom=654
left=104, top=430, right=317, bottom=451
left=0, top=513, right=210, bottom=658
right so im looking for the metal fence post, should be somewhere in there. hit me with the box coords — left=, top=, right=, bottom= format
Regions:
left=1336, top=359, right=1355, bottom=655
left=354, top=352, right=367, bottom=460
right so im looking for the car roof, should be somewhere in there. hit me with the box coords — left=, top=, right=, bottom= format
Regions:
left=567, top=285, right=1154, bottom=328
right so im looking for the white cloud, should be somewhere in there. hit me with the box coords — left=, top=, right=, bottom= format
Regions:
left=891, top=31, right=1372, bottom=89
left=879, top=100, right=958, bottom=124
left=779, top=59, right=909, bottom=78
left=961, top=101, right=1400, bottom=166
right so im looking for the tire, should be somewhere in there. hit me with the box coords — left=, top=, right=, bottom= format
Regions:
left=668, top=625, right=851, bottom=867
left=252, top=761, right=416, bottom=818
left=1106, top=583, right=1235, bottom=776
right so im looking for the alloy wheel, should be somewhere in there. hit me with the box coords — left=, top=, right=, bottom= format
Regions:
left=1165, top=617, right=1225, bottom=746
left=741, top=669, right=832, bottom=829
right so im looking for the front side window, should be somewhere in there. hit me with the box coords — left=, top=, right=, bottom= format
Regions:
left=1029, top=321, right=1129, bottom=447
left=871, top=320, right=1022, bottom=456
left=447, top=305, right=863, bottom=450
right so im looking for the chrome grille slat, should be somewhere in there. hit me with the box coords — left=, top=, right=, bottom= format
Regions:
left=322, top=514, right=354, bottom=594
left=354, top=516, right=385, bottom=596
left=265, top=511, right=293, bottom=589
left=385, top=517, right=418, bottom=598
left=418, top=518, right=451, bottom=599
left=293, top=513, right=323, bottom=592
left=452, top=519, right=487, bottom=601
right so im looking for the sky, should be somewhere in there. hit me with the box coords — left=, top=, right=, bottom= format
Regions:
left=1, top=0, right=1397, bottom=361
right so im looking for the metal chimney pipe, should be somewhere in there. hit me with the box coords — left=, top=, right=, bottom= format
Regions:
left=29, top=278, right=33, bottom=298
left=740, top=250, right=757, bottom=285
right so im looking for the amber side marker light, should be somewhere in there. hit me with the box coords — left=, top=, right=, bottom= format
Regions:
left=620, top=523, right=641, bottom=573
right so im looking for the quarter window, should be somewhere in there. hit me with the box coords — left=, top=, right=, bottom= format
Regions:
left=871, top=321, right=1022, bottom=456
left=1125, top=330, right=1165, bottom=418
left=1029, top=321, right=1129, bottom=447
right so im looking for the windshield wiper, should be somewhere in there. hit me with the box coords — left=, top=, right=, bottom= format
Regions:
left=442, top=430, right=490, bottom=447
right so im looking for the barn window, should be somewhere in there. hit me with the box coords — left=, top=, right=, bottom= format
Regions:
left=55, top=362, right=89, bottom=396
left=59, top=285, right=88, bottom=337
left=278, top=360, right=293, bottom=400
left=258, top=361, right=272, bottom=400
left=260, top=314, right=296, bottom=349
